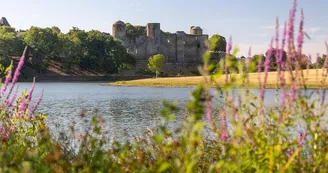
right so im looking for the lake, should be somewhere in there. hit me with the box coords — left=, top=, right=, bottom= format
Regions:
left=14, top=83, right=323, bottom=142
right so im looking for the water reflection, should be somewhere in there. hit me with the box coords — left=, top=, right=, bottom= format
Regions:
left=13, top=83, right=326, bottom=142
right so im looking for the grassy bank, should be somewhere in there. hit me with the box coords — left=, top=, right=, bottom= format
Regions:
left=109, top=69, right=328, bottom=88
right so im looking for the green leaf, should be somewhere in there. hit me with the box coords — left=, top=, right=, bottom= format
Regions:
left=158, top=162, right=170, bottom=173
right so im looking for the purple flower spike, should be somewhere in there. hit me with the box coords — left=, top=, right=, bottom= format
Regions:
left=17, top=97, right=26, bottom=118
left=260, top=39, right=273, bottom=101
left=220, top=130, right=228, bottom=141
left=206, top=100, right=213, bottom=126
left=220, top=111, right=228, bottom=141
left=280, top=23, right=287, bottom=106
left=297, top=130, right=306, bottom=146
left=287, top=0, right=297, bottom=61
left=0, top=64, right=13, bottom=96
left=6, top=47, right=28, bottom=100
left=27, top=78, right=36, bottom=103
left=11, top=55, right=25, bottom=86
left=290, top=85, right=296, bottom=102
left=31, top=90, right=44, bottom=114
left=275, top=18, right=280, bottom=66
left=296, top=9, right=304, bottom=59
left=6, top=85, right=19, bottom=107
left=226, top=36, right=232, bottom=55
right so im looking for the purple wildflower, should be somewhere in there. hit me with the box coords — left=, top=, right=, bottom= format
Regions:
left=245, top=47, right=252, bottom=97
left=11, top=56, right=25, bottom=85
left=220, top=130, right=228, bottom=141
left=289, top=85, right=296, bottom=103
left=6, top=85, right=18, bottom=107
left=280, top=23, right=287, bottom=70
left=31, top=90, right=44, bottom=114
left=226, top=36, right=232, bottom=55
left=17, top=97, right=26, bottom=118
left=287, top=148, right=293, bottom=158
left=296, top=9, right=304, bottom=59
left=275, top=18, right=280, bottom=67
left=6, top=55, right=26, bottom=101
left=27, top=78, right=35, bottom=102
left=287, top=0, right=297, bottom=60
left=225, top=37, right=232, bottom=84
left=206, top=99, right=213, bottom=127
left=321, top=43, right=328, bottom=107
left=297, top=130, right=306, bottom=146
left=260, top=39, right=273, bottom=101
left=19, top=97, right=25, bottom=112
left=220, top=111, right=228, bottom=141
left=280, top=23, right=287, bottom=108
left=0, top=63, right=13, bottom=96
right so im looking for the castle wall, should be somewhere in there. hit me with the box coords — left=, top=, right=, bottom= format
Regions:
left=160, top=33, right=177, bottom=63
left=176, top=31, right=186, bottom=63
left=112, top=21, right=212, bottom=65
left=184, top=35, right=199, bottom=64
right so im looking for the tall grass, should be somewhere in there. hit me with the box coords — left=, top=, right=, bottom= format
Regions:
left=0, top=0, right=328, bottom=172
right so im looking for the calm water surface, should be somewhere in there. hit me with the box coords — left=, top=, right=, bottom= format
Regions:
left=15, top=83, right=321, bottom=141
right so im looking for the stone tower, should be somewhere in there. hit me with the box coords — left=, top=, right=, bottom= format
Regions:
left=112, top=21, right=126, bottom=41
left=146, top=23, right=161, bottom=57
left=190, top=26, right=203, bottom=35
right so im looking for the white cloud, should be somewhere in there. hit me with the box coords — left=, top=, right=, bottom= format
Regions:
left=306, top=27, right=321, bottom=33
left=311, top=35, right=328, bottom=41
left=259, top=25, right=285, bottom=29
left=248, top=33, right=269, bottom=37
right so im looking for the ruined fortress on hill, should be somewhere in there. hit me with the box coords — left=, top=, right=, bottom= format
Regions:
left=112, top=21, right=221, bottom=65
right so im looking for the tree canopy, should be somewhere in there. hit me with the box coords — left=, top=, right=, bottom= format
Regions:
left=148, top=54, right=165, bottom=78
left=0, top=26, right=24, bottom=66
left=265, top=48, right=287, bottom=70
left=1, top=26, right=136, bottom=74
left=207, top=34, right=227, bottom=52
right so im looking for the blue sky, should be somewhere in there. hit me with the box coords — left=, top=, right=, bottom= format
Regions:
left=0, top=0, right=327, bottom=57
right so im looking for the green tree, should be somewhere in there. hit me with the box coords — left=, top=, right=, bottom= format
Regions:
left=0, top=26, right=24, bottom=66
left=315, top=54, right=327, bottom=69
left=207, top=34, right=227, bottom=52
left=250, top=54, right=265, bottom=72
left=148, top=54, right=165, bottom=78
left=22, top=26, right=60, bottom=73
left=265, top=48, right=287, bottom=70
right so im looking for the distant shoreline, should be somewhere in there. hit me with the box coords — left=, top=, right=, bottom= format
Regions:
left=108, top=69, right=328, bottom=89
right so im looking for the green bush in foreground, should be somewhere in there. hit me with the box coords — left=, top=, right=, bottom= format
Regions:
left=1, top=0, right=328, bottom=172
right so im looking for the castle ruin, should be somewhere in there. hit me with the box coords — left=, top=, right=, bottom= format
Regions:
left=112, top=21, right=209, bottom=64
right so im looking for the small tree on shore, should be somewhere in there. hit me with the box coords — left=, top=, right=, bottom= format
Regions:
left=148, top=54, right=165, bottom=78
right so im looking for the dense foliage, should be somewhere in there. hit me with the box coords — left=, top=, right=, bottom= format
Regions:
left=148, top=54, right=165, bottom=78
left=1, top=0, right=328, bottom=172
left=0, top=26, right=24, bottom=66
left=0, top=26, right=136, bottom=74
left=207, top=34, right=227, bottom=52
